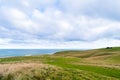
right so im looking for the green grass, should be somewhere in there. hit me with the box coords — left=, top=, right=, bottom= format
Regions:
left=54, top=47, right=120, bottom=62
left=0, top=47, right=120, bottom=80
left=0, top=64, right=115, bottom=80
left=1, top=56, right=119, bottom=79
left=44, top=57, right=120, bottom=79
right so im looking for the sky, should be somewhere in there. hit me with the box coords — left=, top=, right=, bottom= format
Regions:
left=0, top=0, right=120, bottom=49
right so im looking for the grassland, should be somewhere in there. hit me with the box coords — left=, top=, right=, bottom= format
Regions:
left=0, top=47, right=120, bottom=80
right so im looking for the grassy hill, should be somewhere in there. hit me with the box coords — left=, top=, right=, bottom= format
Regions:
left=0, top=47, right=120, bottom=80
left=54, top=47, right=120, bottom=58
left=54, top=47, right=120, bottom=63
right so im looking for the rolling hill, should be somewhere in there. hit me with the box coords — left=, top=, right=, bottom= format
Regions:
left=0, top=47, right=120, bottom=80
left=54, top=47, right=120, bottom=63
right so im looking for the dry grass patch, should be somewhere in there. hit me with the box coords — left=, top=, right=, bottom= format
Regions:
left=0, top=63, right=46, bottom=75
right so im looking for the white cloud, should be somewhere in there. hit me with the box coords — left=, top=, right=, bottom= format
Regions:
left=0, top=0, right=120, bottom=48
left=59, top=0, right=96, bottom=14
left=0, top=38, right=12, bottom=45
left=0, top=38, right=120, bottom=49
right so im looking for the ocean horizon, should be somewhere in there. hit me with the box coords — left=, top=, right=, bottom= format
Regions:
left=0, top=49, right=83, bottom=58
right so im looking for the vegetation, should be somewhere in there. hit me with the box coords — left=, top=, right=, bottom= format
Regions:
left=0, top=47, right=120, bottom=80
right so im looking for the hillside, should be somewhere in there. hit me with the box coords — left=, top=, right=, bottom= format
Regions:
left=0, top=47, right=120, bottom=80
left=54, top=47, right=120, bottom=63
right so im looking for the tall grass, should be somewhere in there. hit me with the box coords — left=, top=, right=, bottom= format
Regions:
left=0, top=63, right=117, bottom=80
left=0, top=53, right=120, bottom=80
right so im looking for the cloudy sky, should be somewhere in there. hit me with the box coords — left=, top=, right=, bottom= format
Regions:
left=0, top=0, right=120, bottom=49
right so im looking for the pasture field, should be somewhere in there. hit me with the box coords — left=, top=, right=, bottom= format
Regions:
left=0, top=47, right=120, bottom=80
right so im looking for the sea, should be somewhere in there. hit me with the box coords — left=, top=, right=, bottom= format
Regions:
left=0, top=49, right=81, bottom=58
